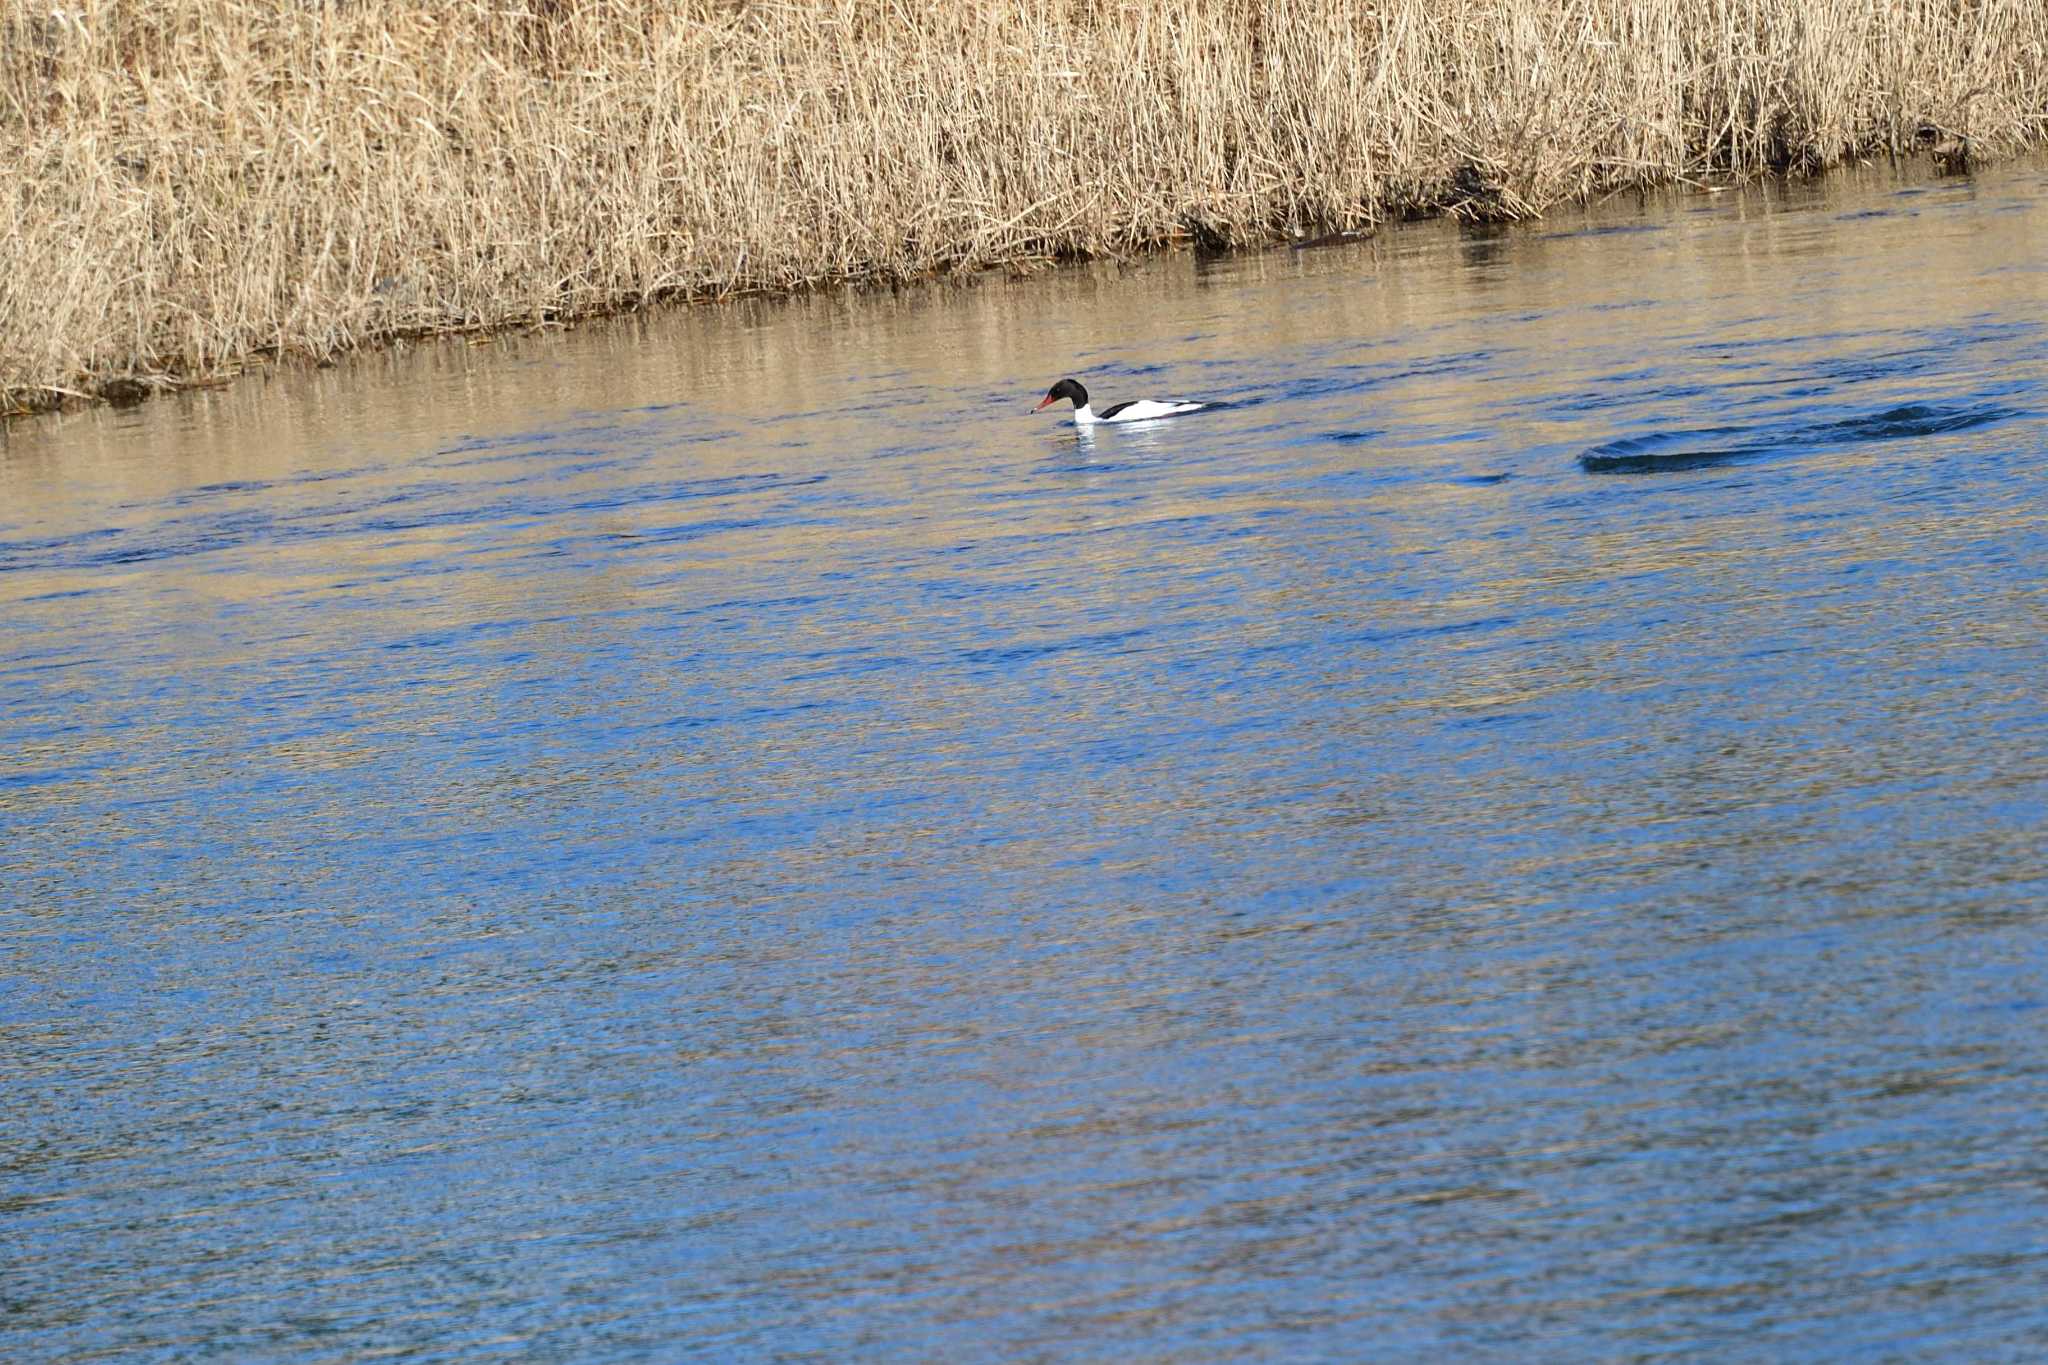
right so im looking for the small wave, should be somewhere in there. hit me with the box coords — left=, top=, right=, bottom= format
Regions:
left=1545, top=223, right=1663, bottom=241
left=1810, top=403, right=2012, bottom=441
left=1578, top=425, right=1754, bottom=473
left=1, top=467, right=823, bottom=575
left=958, top=627, right=1150, bottom=671
left=1580, top=401, right=2014, bottom=474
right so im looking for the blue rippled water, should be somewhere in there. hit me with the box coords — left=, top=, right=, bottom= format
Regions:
left=4, top=156, right=2047, bottom=1361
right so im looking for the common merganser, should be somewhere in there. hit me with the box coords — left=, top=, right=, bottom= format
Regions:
left=1032, top=377, right=1206, bottom=425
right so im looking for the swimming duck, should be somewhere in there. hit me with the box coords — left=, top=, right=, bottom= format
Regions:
left=1032, top=377, right=1207, bottom=425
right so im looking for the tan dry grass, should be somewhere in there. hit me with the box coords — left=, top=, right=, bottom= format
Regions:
left=4, top=0, right=2045, bottom=415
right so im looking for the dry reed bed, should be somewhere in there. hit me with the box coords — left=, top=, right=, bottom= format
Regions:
left=4, top=0, right=2046, bottom=415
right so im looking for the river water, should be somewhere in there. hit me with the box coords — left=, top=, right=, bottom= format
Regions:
left=5, top=155, right=2046, bottom=1360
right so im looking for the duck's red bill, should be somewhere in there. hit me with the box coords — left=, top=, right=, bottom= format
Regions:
left=1032, top=395, right=1056, bottom=411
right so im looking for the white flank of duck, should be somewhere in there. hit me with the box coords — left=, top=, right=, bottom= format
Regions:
left=1032, top=377, right=1207, bottom=425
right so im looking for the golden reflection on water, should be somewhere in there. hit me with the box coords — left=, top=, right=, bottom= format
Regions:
left=5, top=157, right=2037, bottom=569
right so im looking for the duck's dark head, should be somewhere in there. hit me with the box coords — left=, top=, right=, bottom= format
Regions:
left=1033, top=378, right=1088, bottom=412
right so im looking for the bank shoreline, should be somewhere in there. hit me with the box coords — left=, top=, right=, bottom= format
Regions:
left=5, top=1, right=2045, bottom=420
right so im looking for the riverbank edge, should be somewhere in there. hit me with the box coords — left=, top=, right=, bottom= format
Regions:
left=0, top=138, right=2014, bottom=426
